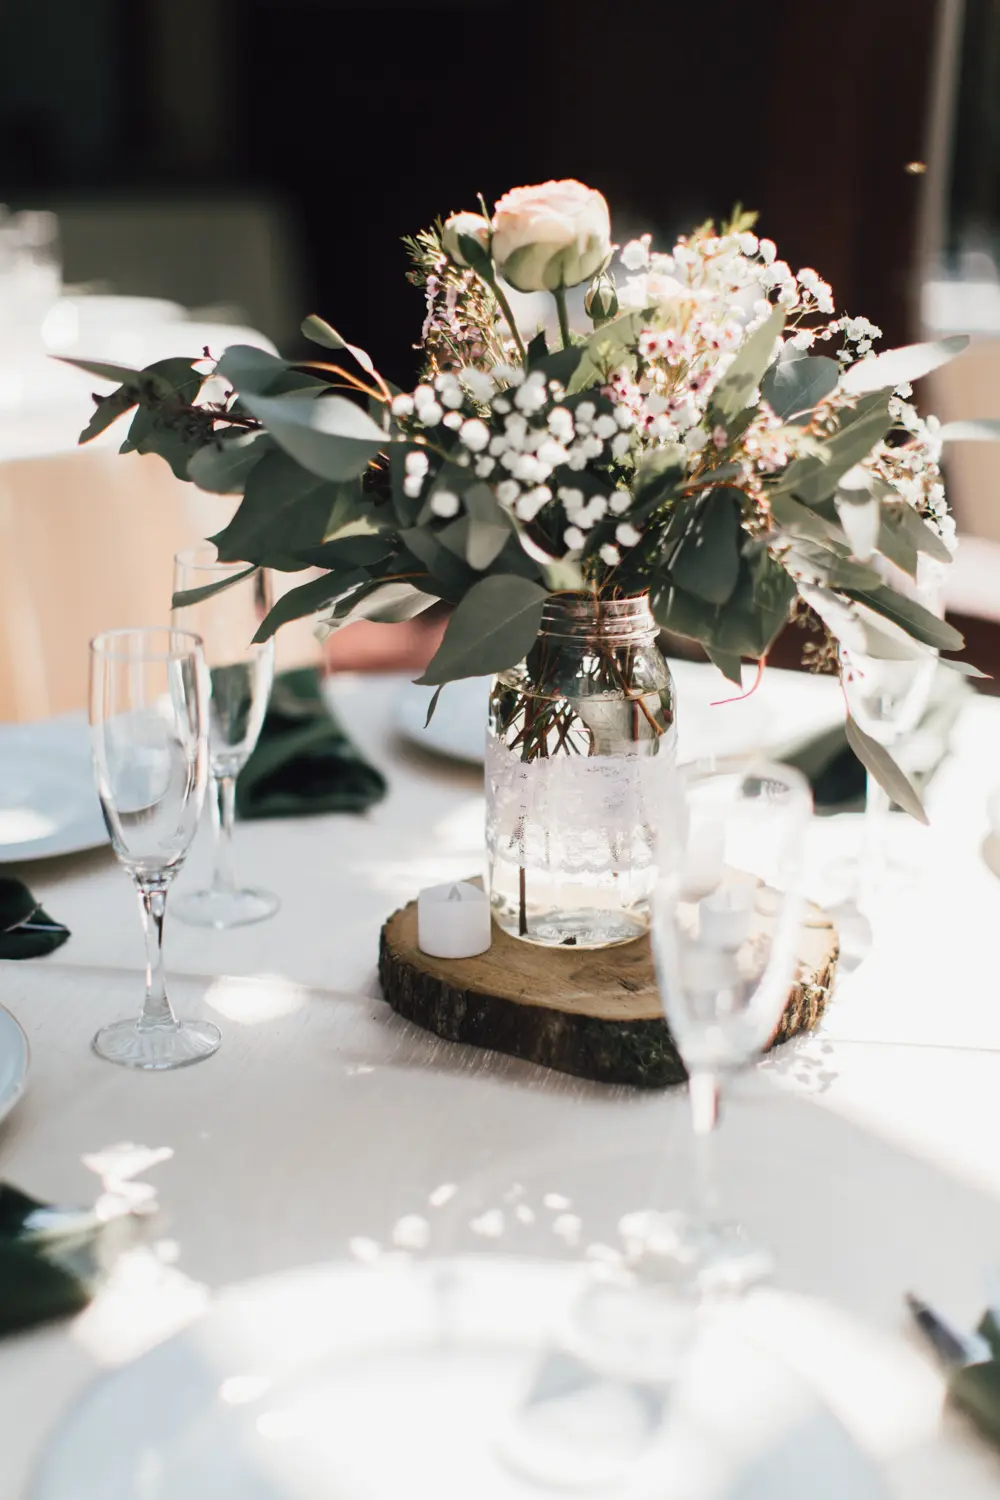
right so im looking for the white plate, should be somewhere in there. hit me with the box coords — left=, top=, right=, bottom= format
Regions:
left=395, top=661, right=844, bottom=768
left=31, top=1258, right=886, bottom=1500
left=0, top=716, right=107, bottom=862
left=0, top=1002, right=29, bottom=1126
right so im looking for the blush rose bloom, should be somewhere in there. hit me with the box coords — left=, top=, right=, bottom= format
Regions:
left=441, top=212, right=492, bottom=267
left=490, top=180, right=612, bottom=293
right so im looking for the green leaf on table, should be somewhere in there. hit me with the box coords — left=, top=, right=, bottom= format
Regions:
left=667, top=487, right=743, bottom=605
left=843, top=582, right=964, bottom=652
left=237, top=391, right=388, bottom=482
left=939, top=419, right=1000, bottom=441
left=416, top=575, right=548, bottom=685
left=761, top=349, right=840, bottom=424
left=711, top=306, right=786, bottom=421
left=209, top=450, right=343, bottom=564
left=172, top=565, right=258, bottom=610
left=188, top=430, right=272, bottom=495
left=253, top=569, right=369, bottom=642
left=775, top=390, right=894, bottom=505
left=839, top=335, right=969, bottom=396
left=845, top=714, right=928, bottom=824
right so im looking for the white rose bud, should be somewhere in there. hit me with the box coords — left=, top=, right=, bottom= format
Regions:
left=491, top=179, right=612, bottom=293
left=441, top=212, right=492, bottom=269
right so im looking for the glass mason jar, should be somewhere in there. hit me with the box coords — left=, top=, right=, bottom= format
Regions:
left=486, top=593, right=676, bottom=949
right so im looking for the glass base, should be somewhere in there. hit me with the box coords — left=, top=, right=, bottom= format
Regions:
left=173, top=887, right=280, bottom=930
left=493, top=904, right=647, bottom=949
left=93, top=1017, right=221, bottom=1070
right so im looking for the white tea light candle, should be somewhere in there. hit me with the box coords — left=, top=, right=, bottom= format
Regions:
left=417, top=881, right=492, bottom=959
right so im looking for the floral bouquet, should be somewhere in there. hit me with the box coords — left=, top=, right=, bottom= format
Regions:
left=69, top=177, right=978, bottom=823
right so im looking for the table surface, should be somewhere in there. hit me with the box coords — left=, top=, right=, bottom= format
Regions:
left=3, top=668, right=1000, bottom=1498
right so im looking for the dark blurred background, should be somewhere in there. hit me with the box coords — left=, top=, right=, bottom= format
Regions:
left=1, top=0, right=987, bottom=382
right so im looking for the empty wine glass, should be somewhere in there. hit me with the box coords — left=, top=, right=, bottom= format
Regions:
left=648, top=759, right=812, bottom=1290
left=89, top=628, right=219, bottom=1069
left=171, top=549, right=278, bottom=929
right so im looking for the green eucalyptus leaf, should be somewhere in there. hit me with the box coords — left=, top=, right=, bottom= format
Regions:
left=172, top=566, right=257, bottom=610
left=119, top=405, right=203, bottom=480
left=761, top=349, right=840, bottom=424
left=58, top=355, right=144, bottom=386
left=301, top=315, right=346, bottom=350
left=400, top=526, right=476, bottom=601
left=668, top=487, right=743, bottom=605
left=78, top=385, right=138, bottom=443
left=188, top=430, right=272, bottom=495
left=839, top=335, right=969, bottom=396
left=210, top=451, right=343, bottom=564
left=776, top=391, right=894, bottom=505
left=843, top=583, right=964, bottom=652
left=416, top=575, right=548, bottom=685
left=238, top=391, right=388, bottom=482
left=253, top=570, right=368, bottom=643
left=566, top=311, right=647, bottom=394
left=214, top=344, right=289, bottom=396
left=423, top=685, right=445, bottom=728
left=938, top=657, right=990, bottom=679
left=711, top=306, right=786, bottom=420
left=705, top=646, right=744, bottom=685
left=326, top=580, right=437, bottom=629
left=772, top=490, right=847, bottom=545
left=845, top=715, right=928, bottom=823
left=894, top=505, right=954, bottom=565
left=875, top=508, right=920, bottom=577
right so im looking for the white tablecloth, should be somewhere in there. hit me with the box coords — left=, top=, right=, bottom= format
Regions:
left=3, top=672, right=1000, bottom=1497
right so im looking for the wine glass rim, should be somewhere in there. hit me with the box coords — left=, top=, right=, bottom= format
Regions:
left=90, top=626, right=204, bottom=662
left=174, top=545, right=254, bottom=575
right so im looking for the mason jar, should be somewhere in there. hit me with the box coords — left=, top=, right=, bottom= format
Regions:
left=486, top=592, right=676, bottom=948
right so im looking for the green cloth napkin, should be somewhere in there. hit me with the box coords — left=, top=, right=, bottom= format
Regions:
left=0, top=1185, right=104, bottom=1335
left=948, top=1309, right=1000, bottom=1448
left=0, top=878, right=69, bottom=959
left=782, top=665, right=971, bottom=814
left=236, top=668, right=387, bottom=821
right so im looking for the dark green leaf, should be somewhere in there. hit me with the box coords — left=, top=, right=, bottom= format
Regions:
left=845, top=715, right=928, bottom=823
left=668, top=488, right=743, bottom=605
left=120, top=406, right=202, bottom=480
left=839, top=335, right=969, bottom=396
left=843, top=583, right=964, bottom=652
left=771, top=490, right=847, bottom=545
left=761, top=350, right=840, bottom=424
left=172, top=566, right=257, bottom=610
left=705, top=646, right=744, bottom=685
left=711, top=306, right=785, bottom=420
left=894, top=505, right=953, bottom=565
left=214, top=344, right=289, bottom=396
left=188, top=431, right=272, bottom=495
left=301, top=315, right=346, bottom=350
left=401, top=526, right=476, bottom=601
left=253, top=570, right=367, bottom=643
left=330, top=580, right=438, bottom=628
left=78, top=385, right=138, bottom=443
left=238, top=392, right=388, bottom=481
left=424, top=685, right=445, bottom=727
left=631, top=445, right=686, bottom=517
left=57, top=355, right=144, bottom=386
left=416, top=575, right=548, bottom=685
left=295, top=533, right=393, bottom=567
left=210, top=451, right=342, bottom=564
left=876, top=508, right=919, bottom=577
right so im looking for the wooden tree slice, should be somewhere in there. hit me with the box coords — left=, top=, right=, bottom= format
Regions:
left=378, top=881, right=838, bottom=1088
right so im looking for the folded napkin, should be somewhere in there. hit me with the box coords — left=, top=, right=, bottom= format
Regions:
left=236, top=668, right=386, bottom=820
left=783, top=666, right=972, bottom=814
left=909, top=1295, right=1000, bottom=1449
left=0, top=1184, right=104, bottom=1335
left=0, top=877, right=69, bottom=959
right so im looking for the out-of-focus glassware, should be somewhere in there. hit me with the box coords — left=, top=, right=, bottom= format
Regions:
left=647, top=759, right=812, bottom=1291
left=171, top=549, right=278, bottom=929
left=89, top=627, right=219, bottom=1069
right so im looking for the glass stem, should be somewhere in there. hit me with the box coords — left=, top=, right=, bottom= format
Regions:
left=689, top=1072, right=721, bottom=1225
left=210, top=772, right=238, bottom=896
left=136, top=880, right=178, bottom=1032
left=859, top=768, right=890, bottom=908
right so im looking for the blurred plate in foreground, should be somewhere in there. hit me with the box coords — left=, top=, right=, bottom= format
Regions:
left=0, top=717, right=106, bottom=862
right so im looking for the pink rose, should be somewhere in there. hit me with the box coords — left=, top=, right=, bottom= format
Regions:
left=491, top=180, right=612, bottom=293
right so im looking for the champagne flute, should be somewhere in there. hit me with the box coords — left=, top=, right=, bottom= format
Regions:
left=89, top=628, right=219, bottom=1069
left=171, top=549, right=278, bottom=928
left=649, top=759, right=812, bottom=1290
